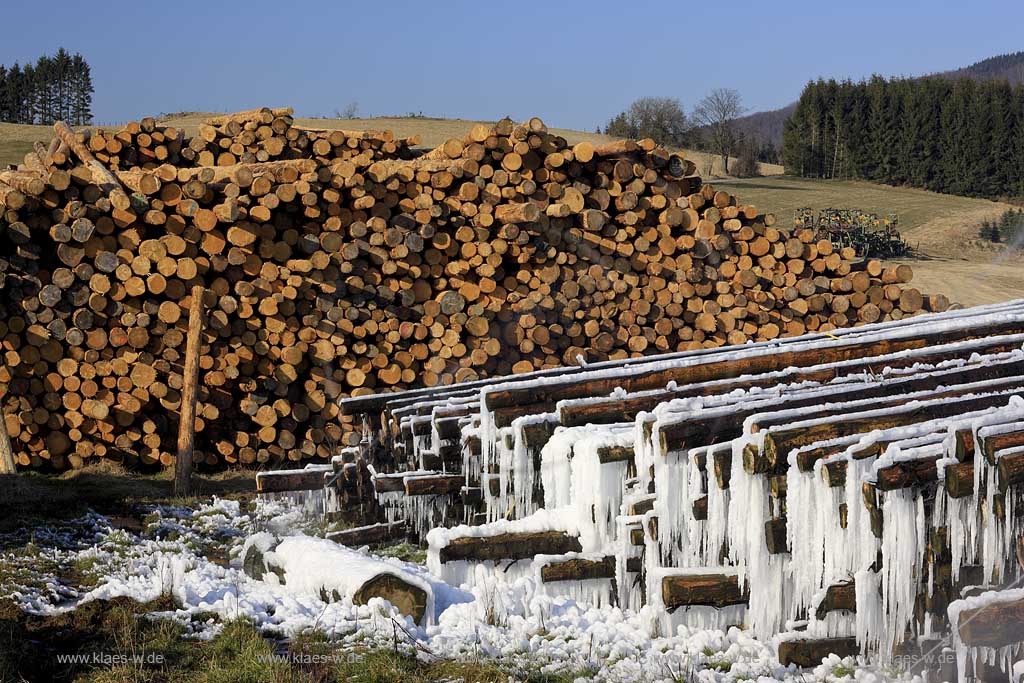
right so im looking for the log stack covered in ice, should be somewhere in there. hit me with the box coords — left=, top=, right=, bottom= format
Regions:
left=338, top=301, right=1024, bottom=678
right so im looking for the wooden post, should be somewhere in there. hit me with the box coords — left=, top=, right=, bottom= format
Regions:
left=0, top=403, right=16, bottom=475
left=174, top=285, right=205, bottom=497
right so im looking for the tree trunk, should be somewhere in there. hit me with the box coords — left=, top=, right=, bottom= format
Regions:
left=174, top=285, right=205, bottom=497
left=0, top=406, right=16, bottom=475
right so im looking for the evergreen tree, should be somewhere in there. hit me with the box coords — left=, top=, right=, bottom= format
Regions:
left=0, top=65, right=8, bottom=122
left=866, top=76, right=900, bottom=183
left=938, top=78, right=973, bottom=195
left=4, top=63, right=23, bottom=123
left=70, top=53, right=93, bottom=125
left=781, top=82, right=816, bottom=175
left=1016, top=87, right=1024, bottom=197
left=0, top=50, right=94, bottom=124
left=603, top=111, right=636, bottom=139
left=986, top=81, right=1015, bottom=196
left=783, top=74, right=1022, bottom=198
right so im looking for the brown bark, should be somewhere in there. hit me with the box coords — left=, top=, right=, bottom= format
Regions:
left=778, top=638, right=859, bottom=667
left=438, top=531, right=582, bottom=563
left=539, top=556, right=615, bottom=582
left=661, top=573, right=748, bottom=610
left=174, top=285, right=205, bottom=497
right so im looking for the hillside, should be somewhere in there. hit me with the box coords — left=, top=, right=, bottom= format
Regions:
left=940, top=50, right=1024, bottom=86
left=730, top=50, right=1024, bottom=150
left=715, top=175, right=1024, bottom=307
left=0, top=114, right=784, bottom=177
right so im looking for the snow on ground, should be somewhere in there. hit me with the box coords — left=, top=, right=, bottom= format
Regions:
left=0, top=497, right=923, bottom=683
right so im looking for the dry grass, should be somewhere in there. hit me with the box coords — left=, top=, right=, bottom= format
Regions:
left=0, top=113, right=785, bottom=177
left=713, top=176, right=1015, bottom=238
left=0, top=460, right=256, bottom=531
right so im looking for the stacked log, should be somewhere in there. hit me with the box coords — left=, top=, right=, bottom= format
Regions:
left=0, top=108, right=938, bottom=472
left=78, top=117, right=187, bottom=170
left=335, top=303, right=1024, bottom=676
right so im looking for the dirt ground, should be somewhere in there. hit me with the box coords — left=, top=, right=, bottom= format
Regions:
left=895, top=203, right=1024, bottom=307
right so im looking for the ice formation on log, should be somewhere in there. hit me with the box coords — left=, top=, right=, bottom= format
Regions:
left=313, top=300, right=1024, bottom=679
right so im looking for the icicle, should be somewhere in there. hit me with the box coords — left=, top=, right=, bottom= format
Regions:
left=725, top=432, right=790, bottom=639
left=879, top=488, right=925, bottom=662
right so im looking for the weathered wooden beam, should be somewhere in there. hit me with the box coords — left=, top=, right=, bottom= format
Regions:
left=778, top=638, right=859, bottom=667
left=693, top=496, right=708, bottom=520
left=821, top=460, right=847, bottom=487
left=540, top=556, right=615, bottom=582
left=558, top=336, right=1024, bottom=429
left=461, top=486, right=482, bottom=505
left=667, top=358, right=1024, bottom=452
left=661, top=572, right=748, bottom=610
left=597, top=445, right=634, bottom=463
left=712, top=449, right=732, bottom=489
left=438, top=531, right=582, bottom=563
left=956, top=592, right=1024, bottom=648
left=629, top=496, right=655, bottom=516
left=997, top=450, right=1024, bottom=491
left=944, top=462, right=975, bottom=499
left=983, top=428, right=1024, bottom=464
left=815, top=581, right=856, bottom=619
left=875, top=455, right=941, bottom=491
left=256, top=468, right=330, bottom=493
left=405, top=474, right=463, bottom=496
left=765, top=389, right=1024, bottom=472
left=487, top=318, right=1024, bottom=421
left=765, top=517, right=788, bottom=554
left=327, top=521, right=407, bottom=546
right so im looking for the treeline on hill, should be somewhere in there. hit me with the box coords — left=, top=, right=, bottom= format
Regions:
left=602, top=95, right=778, bottom=177
left=0, top=48, right=94, bottom=125
left=782, top=76, right=1024, bottom=198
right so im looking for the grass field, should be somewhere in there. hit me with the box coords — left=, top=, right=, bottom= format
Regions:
left=714, top=176, right=1024, bottom=307
left=0, top=113, right=785, bottom=177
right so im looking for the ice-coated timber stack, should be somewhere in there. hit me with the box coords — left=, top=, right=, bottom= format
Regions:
left=336, top=300, right=1024, bottom=681
left=0, top=107, right=938, bottom=472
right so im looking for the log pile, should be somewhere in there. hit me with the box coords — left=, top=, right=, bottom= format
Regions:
left=334, top=301, right=1024, bottom=677
left=73, top=107, right=420, bottom=171
left=0, top=107, right=939, bottom=471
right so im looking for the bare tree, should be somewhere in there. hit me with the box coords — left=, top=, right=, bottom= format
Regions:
left=605, top=96, right=689, bottom=148
left=692, top=88, right=745, bottom=174
left=337, top=101, right=359, bottom=119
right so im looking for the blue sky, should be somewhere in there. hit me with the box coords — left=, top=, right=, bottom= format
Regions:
left=2, top=0, right=1021, bottom=129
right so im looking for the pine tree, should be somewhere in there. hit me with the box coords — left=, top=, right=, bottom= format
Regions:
left=986, top=81, right=1015, bottom=197
left=962, top=80, right=995, bottom=196
left=70, top=54, right=93, bottom=125
left=0, top=65, right=8, bottom=122
left=782, top=82, right=816, bottom=175
left=866, top=76, right=899, bottom=183
left=34, top=54, right=56, bottom=124
left=53, top=48, right=72, bottom=122
left=1015, top=86, right=1024, bottom=198
left=5, top=63, right=22, bottom=123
